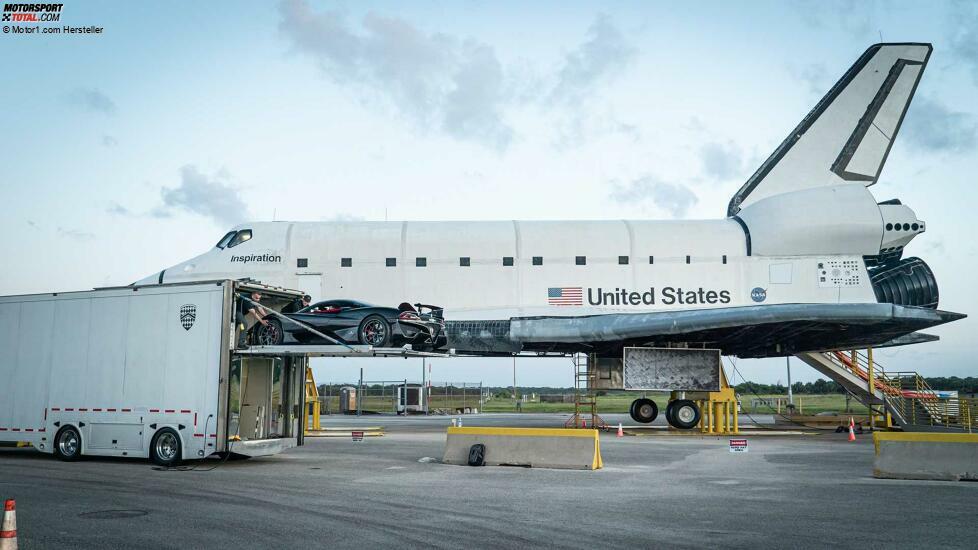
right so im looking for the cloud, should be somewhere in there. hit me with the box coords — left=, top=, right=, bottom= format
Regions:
left=790, top=62, right=830, bottom=96
left=902, top=96, right=977, bottom=154
left=278, top=3, right=636, bottom=150
left=157, top=165, right=250, bottom=227
left=552, top=110, right=642, bottom=149
left=278, top=0, right=512, bottom=149
left=700, top=141, right=745, bottom=181
left=106, top=202, right=130, bottom=216
left=922, top=238, right=946, bottom=256
left=68, top=88, right=116, bottom=115
left=550, top=14, right=636, bottom=104
left=101, top=135, right=118, bottom=147
left=610, top=176, right=698, bottom=218
left=948, top=1, right=978, bottom=84
left=57, top=227, right=95, bottom=241
left=792, top=0, right=877, bottom=38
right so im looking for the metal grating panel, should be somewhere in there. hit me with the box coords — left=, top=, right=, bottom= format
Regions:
left=623, top=347, right=721, bottom=391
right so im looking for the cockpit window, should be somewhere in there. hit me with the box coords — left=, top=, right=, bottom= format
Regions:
left=227, top=229, right=253, bottom=248
left=215, top=231, right=236, bottom=249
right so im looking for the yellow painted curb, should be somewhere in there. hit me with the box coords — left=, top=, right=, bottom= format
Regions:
left=447, top=427, right=598, bottom=438
left=873, top=432, right=978, bottom=443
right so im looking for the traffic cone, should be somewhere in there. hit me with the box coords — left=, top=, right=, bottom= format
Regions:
left=617, top=422, right=624, bottom=437
left=1, top=499, right=16, bottom=550
left=581, top=417, right=586, bottom=428
left=847, top=417, right=856, bottom=442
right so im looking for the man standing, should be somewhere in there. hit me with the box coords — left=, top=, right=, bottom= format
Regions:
left=282, top=294, right=312, bottom=314
left=236, top=291, right=269, bottom=349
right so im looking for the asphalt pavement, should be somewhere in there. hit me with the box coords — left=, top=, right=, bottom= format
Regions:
left=1, top=413, right=975, bottom=549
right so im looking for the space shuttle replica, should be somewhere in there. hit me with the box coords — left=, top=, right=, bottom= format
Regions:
left=139, top=43, right=964, bottom=358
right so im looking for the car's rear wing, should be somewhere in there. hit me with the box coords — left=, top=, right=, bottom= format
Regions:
left=414, top=303, right=444, bottom=320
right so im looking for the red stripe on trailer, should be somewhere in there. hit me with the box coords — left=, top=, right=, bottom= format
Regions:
left=11, top=428, right=19, bottom=432
left=39, top=428, right=45, bottom=432
left=193, top=434, right=204, bottom=437
left=208, top=434, right=217, bottom=438
left=194, top=413, right=197, bottom=426
left=107, top=408, right=117, bottom=412
left=150, top=409, right=160, bottom=412
left=65, top=408, right=74, bottom=411
left=180, top=409, right=191, bottom=413
left=51, top=407, right=60, bottom=411
left=122, top=408, right=132, bottom=412
left=79, top=408, right=88, bottom=411
left=164, top=409, right=175, bottom=413
left=0, top=428, right=7, bottom=431
left=25, top=428, right=33, bottom=432
left=44, top=407, right=47, bottom=420
left=93, top=408, right=103, bottom=411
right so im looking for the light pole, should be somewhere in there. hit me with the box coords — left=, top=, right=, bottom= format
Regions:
left=513, top=355, right=518, bottom=411
left=786, top=356, right=793, bottom=406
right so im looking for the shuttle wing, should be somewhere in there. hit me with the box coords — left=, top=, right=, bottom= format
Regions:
left=505, top=303, right=962, bottom=358
left=727, top=43, right=932, bottom=217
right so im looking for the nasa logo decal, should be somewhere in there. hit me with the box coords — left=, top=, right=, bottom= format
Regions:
left=180, top=304, right=197, bottom=330
left=750, top=288, right=767, bottom=303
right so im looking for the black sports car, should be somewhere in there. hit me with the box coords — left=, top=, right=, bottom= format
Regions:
left=253, top=299, right=447, bottom=350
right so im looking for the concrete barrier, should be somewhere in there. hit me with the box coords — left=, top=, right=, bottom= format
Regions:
left=873, top=432, right=978, bottom=481
left=443, top=427, right=603, bottom=470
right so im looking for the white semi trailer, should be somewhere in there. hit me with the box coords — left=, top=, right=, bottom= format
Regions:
left=0, top=280, right=309, bottom=465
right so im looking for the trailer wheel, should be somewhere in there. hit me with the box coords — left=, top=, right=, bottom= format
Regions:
left=358, top=315, right=391, bottom=347
left=150, top=428, right=182, bottom=467
left=629, top=398, right=658, bottom=423
left=54, top=426, right=82, bottom=461
left=253, top=318, right=284, bottom=346
left=668, top=400, right=701, bottom=430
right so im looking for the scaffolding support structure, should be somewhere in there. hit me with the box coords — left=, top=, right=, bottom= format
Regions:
left=565, top=353, right=607, bottom=429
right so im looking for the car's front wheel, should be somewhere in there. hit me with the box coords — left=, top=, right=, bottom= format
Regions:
left=358, top=315, right=391, bottom=347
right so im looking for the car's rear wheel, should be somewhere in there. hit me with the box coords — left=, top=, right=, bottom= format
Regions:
left=358, top=315, right=391, bottom=347
left=253, top=318, right=284, bottom=346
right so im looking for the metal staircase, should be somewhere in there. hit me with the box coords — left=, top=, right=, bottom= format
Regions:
left=795, top=350, right=976, bottom=432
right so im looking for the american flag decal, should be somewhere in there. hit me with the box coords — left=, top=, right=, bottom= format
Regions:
left=548, top=287, right=583, bottom=306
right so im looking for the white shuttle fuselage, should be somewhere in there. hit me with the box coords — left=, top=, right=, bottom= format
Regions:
left=145, top=192, right=905, bottom=321
left=136, top=43, right=962, bottom=357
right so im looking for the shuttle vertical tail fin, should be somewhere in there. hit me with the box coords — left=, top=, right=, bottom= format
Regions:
left=727, top=43, right=931, bottom=217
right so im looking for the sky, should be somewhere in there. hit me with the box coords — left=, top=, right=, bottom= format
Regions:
left=1, top=0, right=976, bottom=387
